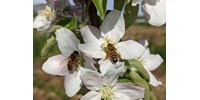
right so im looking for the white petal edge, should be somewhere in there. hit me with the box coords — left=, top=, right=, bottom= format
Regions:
left=80, top=91, right=101, bottom=100
left=98, top=60, right=112, bottom=76
left=33, top=0, right=47, bottom=5
left=80, top=25, right=101, bottom=45
left=145, top=54, right=163, bottom=71
left=56, top=28, right=80, bottom=57
left=112, top=83, right=145, bottom=100
left=33, top=15, right=51, bottom=32
left=102, top=61, right=126, bottom=86
left=116, top=40, right=145, bottom=59
left=143, top=0, right=158, bottom=6
left=138, top=39, right=149, bottom=48
left=33, top=4, right=46, bottom=13
left=78, top=43, right=105, bottom=58
left=83, top=54, right=97, bottom=71
left=142, top=0, right=166, bottom=26
left=100, top=10, right=125, bottom=42
left=64, top=67, right=84, bottom=97
left=132, top=0, right=142, bottom=6
left=80, top=70, right=103, bottom=90
left=42, top=54, right=67, bottom=76
left=147, top=70, right=162, bottom=86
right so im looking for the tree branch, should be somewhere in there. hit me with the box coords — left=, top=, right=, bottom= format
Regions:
left=85, top=0, right=100, bottom=28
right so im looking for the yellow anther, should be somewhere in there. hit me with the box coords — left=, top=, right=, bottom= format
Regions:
left=100, top=86, right=114, bottom=100
left=101, top=35, right=115, bottom=49
left=40, top=9, right=53, bottom=17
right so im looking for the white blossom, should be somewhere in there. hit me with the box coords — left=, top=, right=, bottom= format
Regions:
left=80, top=64, right=144, bottom=100
left=78, top=10, right=145, bottom=64
left=132, top=0, right=166, bottom=26
left=138, top=39, right=163, bottom=86
left=42, top=28, right=95, bottom=97
left=33, top=1, right=55, bottom=33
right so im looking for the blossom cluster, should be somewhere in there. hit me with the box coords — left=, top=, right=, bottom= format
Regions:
left=33, top=0, right=165, bottom=99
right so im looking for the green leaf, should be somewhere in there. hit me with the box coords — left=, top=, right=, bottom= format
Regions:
left=41, top=35, right=57, bottom=59
left=92, top=0, right=107, bottom=20
left=114, top=0, right=125, bottom=11
left=118, top=79, right=132, bottom=82
left=150, top=91, right=158, bottom=100
left=56, top=19, right=71, bottom=26
left=64, top=15, right=77, bottom=30
left=123, top=0, right=139, bottom=29
left=128, top=59, right=150, bottom=82
left=129, top=71, right=151, bottom=100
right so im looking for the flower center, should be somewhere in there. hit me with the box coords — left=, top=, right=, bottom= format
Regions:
left=40, top=9, right=53, bottom=17
left=100, top=86, right=114, bottom=100
left=100, top=35, right=115, bottom=49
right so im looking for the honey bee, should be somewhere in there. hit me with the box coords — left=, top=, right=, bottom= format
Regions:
left=67, top=51, right=80, bottom=72
left=105, top=44, right=122, bottom=64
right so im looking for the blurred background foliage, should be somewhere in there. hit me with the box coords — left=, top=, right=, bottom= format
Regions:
left=33, top=22, right=166, bottom=100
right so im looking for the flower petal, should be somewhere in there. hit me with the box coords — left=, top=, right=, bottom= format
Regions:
left=33, top=15, right=45, bottom=28
left=80, top=25, right=101, bottom=45
left=116, top=40, right=145, bottom=59
left=45, top=4, right=53, bottom=12
left=42, top=54, right=67, bottom=76
left=33, top=4, right=46, bottom=13
left=100, top=10, right=125, bottom=42
left=132, top=0, right=142, bottom=6
left=64, top=67, right=84, bottom=97
left=112, top=83, right=145, bottom=100
left=98, top=60, right=111, bottom=76
left=147, top=70, right=162, bottom=86
left=33, top=15, right=51, bottom=32
left=33, top=0, right=47, bottom=5
left=80, top=70, right=103, bottom=90
left=98, top=59, right=125, bottom=75
left=142, top=0, right=166, bottom=26
left=144, top=53, right=163, bottom=71
left=143, top=0, right=158, bottom=6
left=56, top=28, right=80, bottom=57
left=140, top=48, right=151, bottom=60
left=102, top=62, right=126, bottom=86
left=83, top=54, right=97, bottom=71
left=78, top=43, right=105, bottom=58
left=80, top=91, right=101, bottom=100
left=138, top=39, right=149, bottom=48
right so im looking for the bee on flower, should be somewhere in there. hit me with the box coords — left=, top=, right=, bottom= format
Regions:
left=78, top=10, right=145, bottom=65
left=42, top=27, right=96, bottom=97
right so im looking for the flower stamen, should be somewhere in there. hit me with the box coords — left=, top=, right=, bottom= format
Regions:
left=40, top=9, right=53, bottom=17
left=101, top=35, right=115, bottom=49
left=100, top=86, right=114, bottom=100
